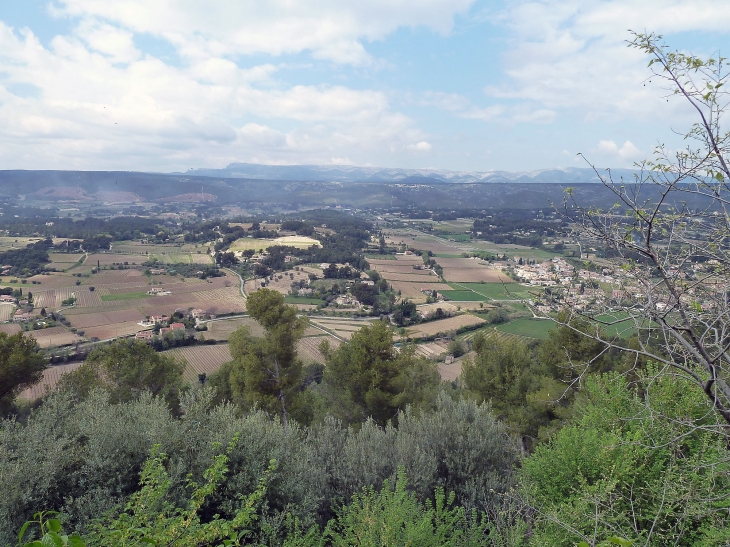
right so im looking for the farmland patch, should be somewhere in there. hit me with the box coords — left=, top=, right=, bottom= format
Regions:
left=101, top=292, right=149, bottom=301
left=206, top=317, right=264, bottom=341
left=165, top=344, right=233, bottom=382
left=18, top=362, right=83, bottom=400
left=496, top=317, right=554, bottom=340
left=405, top=314, right=485, bottom=338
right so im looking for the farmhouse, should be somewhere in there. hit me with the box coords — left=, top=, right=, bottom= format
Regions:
left=147, top=287, right=172, bottom=296
left=13, top=310, right=35, bottom=322
left=135, top=330, right=155, bottom=340
left=159, top=323, right=185, bottom=336
left=333, top=295, right=359, bottom=307
left=190, top=308, right=208, bottom=319
left=142, top=315, right=169, bottom=325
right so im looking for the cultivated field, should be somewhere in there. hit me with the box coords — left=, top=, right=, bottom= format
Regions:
left=1, top=261, right=247, bottom=347
left=416, top=301, right=491, bottom=316
left=405, top=314, right=485, bottom=338
left=29, top=326, right=84, bottom=348
left=298, top=335, right=342, bottom=364
left=0, top=323, right=21, bottom=335
left=496, top=317, right=554, bottom=340
left=164, top=344, right=233, bottom=382
left=17, top=362, right=83, bottom=400
left=389, top=281, right=451, bottom=303
left=230, top=235, right=321, bottom=252
left=244, top=269, right=314, bottom=296
left=205, top=317, right=264, bottom=341
left=0, top=237, right=36, bottom=251
left=308, top=317, right=375, bottom=340
left=384, top=232, right=471, bottom=255
left=447, top=282, right=534, bottom=301
left=0, top=304, right=14, bottom=321
left=414, top=340, right=448, bottom=359
left=436, top=257, right=512, bottom=283
left=48, top=253, right=85, bottom=270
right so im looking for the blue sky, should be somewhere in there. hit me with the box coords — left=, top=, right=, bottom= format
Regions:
left=0, top=0, right=728, bottom=173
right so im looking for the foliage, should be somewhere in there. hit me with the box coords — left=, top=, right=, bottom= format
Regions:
left=521, top=369, right=730, bottom=546
left=0, top=332, right=46, bottom=414
left=58, top=339, right=185, bottom=410
left=319, top=320, right=440, bottom=426
left=285, top=468, right=490, bottom=547
left=307, top=392, right=517, bottom=521
left=463, top=315, right=620, bottom=447
left=1, top=388, right=516, bottom=544
left=228, top=289, right=308, bottom=427
left=0, top=238, right=52, bottom=276
left=17, top=439, right=273, bottom=547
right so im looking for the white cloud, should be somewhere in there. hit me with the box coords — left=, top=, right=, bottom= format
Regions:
left=0, top=17, right=430, bottom=170
left=50, top=0, right=476, bottom=65
left=596, top=139, right=642, bottom=161
left=487, top=0, right=730, bottom=123
left=408, top=141, right=432, bottom=152
left=75, top=19, right=140, bottom=64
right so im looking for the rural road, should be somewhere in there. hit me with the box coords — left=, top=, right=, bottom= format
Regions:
left=221, top=267, right=247, bottom=298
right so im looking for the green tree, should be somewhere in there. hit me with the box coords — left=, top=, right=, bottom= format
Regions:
left=228, top=289, right=307, bottom=427
left=320, top=321, right=439, bottom=426
left=446, top=339, right=465, bottom=358
left=462, top=334, right=539, bottom=443
left=0, top=332, right=46, bottom=414
left=58, top=339, right=185, bottom=410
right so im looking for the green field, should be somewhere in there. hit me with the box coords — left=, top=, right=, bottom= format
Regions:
left=101, top=292, right=149, bottom=302
left=433, top=253, right=464, bottom=258
left=448, top=282, right=533, bottom=300
left=284, top=295, right=325, bottom=305
left=440, top=290, right=490, bottom=301
left=496, top=318, right=554, bottom=340
left=594, top=312, right=639, bottom=338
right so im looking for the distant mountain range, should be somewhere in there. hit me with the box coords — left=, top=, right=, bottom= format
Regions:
left=180, top=163, right=639, bottom=185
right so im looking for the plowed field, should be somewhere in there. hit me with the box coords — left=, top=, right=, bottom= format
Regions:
left=18, top=362, right=83, bottom=400
left=406, top=314, right=485, bottom=338
left=165, top=344, right=233, bottom=382
left=29, top=326, right=83, bottom=348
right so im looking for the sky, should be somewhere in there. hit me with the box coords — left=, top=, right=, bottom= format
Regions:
left=0, top=0, right=728, bottom=173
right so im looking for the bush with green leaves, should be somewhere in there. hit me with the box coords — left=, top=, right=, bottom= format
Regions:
left=284, top=468, right=491, bottom=547
left=0, top=388, right=516, bottom=544
left=520, top=368, right=730, bottom=546
left=16, top=440, right=273, bottom=547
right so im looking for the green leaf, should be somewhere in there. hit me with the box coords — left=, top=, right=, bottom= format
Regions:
left=46, top=520, right=62, bottom=534
left=18, top=520, right=32, bottom=543
left=608, top=537, right=634, bottom=546
left=40, top=532, right=64, bottom=547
